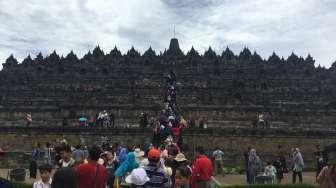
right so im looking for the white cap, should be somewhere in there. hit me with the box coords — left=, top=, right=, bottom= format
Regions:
left=125, top=168, right=150, bottom=185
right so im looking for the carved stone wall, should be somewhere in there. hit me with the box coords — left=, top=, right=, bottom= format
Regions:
left=1, top=39, right=336, bottom=129
left=0, top=127, right=335, bottom=168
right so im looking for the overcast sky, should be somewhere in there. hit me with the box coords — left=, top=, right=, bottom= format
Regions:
left=0, top=0, right=335, bottom=68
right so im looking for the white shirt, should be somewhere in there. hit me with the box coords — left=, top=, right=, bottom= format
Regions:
left=213, top=150, right=224, bottom=161
left=33, top=178, right=52, bottom=188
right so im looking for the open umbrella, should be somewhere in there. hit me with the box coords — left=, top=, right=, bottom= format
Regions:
left=79, top=117, right=87, bottom=122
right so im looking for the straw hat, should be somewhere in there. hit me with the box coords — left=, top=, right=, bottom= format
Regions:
left=174, top=153, right=187, bottom=162
left=125, top=168, right=150, bottom=185
left=134, top=148, right=145, bottom=158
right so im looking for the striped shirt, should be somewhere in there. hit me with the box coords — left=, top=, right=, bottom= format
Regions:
left=143, top=163, right=169, bottom=188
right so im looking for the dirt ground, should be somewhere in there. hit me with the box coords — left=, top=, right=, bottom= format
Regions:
left=0, top=169, right=318, bottom=186
left=215, top=172, right=317, bottom=186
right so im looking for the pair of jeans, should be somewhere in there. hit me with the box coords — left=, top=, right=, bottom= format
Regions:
left=29, top=161, right=37, bottom=178
left=292, top=171, right=302, bottom=184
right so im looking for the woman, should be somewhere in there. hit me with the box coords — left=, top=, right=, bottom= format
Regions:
left=317, top=150, right=336, bottom=187
left=247, top=149, right=262, bottom=184
left=175, top=166, right=191, bottom=188
left=292, top=148, right=304, bottom=184
left=104, top=151, right=118, bottom=188
left=115, top=152, right=139, bottom=185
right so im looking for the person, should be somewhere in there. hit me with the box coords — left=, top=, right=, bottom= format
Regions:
left=166, top=137, right=180, bottom=158
left=51, top=167, right=77, bottom=188
left=314, top=145, right=325, bottom=182
left=134, top=148, right=149, bottom=167
left=273, top=156, right=285, bottom=183
left=243, top=147, right=251, bottom=183
left=317, top=149, right=336, bottom=187
left=175, top=166, right=191, bottom=188
left=118, top=146, right=128, bottom=164
left=26, top=112, right=32, bottom=127
left=292, top=148, right=304, bottom=184
left=59, top=144, right=75, bottom=168
left=277, top=145, right=288, bottom=173
left=30, top=143, right=40, bottom=178
left=212, top=147, right=224, bottom=176
left=44, top=142, right=52, bottom=165
left=83, top=145, right=89, bottom=159
left=125, top=168, right=150, bottom=188
left=264, top=161, right=277, bottom=184
left=171, top=153, right=192, bottom=186
left=143, top=148, right=169, bottom=187
left=191, top=146, right=213, bottom=188
left=115, top=151, right=139, bottom=179
left=76, top=145, right=107, bottom=188
left=247, top=149, right=262, bottom=184
left=104, top=150, right=118, bottom=188
left=33, top=164, right=52, bottom=188
left=73, top=145, right=85, bottom=165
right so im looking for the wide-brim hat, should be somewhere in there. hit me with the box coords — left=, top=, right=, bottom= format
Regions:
left=134, top=148, right=145, bottom=158
left=125, top=168, right=150, bottom=185
left=174, top=153, right=187, bottom=162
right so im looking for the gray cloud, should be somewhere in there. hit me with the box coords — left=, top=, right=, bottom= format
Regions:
left=0, top=0, right=335, bottom=68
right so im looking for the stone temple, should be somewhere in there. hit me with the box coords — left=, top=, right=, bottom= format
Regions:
left=1, top=38, right=336, bottom=168
left=0, top=38, right=336, bottom=129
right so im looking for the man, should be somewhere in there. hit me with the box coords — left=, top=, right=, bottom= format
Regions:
left=76, top=145, right=107, bottom=188
left=73, top=145, right=85, bottom=165
left=143, top=148, right=169, bottom=188
left=192, top=146, right=213, bottom=188
left=59, top=144, right=75, bottom=168
left=44, top=142, right=52, bottom=165
left=212, top=147, right=224, bottom=176
left=33, top=164, right=52, bottom=188
left=30, top=143, right=40, bottom=178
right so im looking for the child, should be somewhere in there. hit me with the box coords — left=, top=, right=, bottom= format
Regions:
left=33, top=164, right=52, bottom=188
left=264, top=161, right=277, bottom=184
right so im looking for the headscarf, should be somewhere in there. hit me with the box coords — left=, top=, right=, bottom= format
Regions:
left=293, top=148, right=304, bottom=166
left=118, top=147, right=128, bottom=164
left=248, top=149, right=259, bottom=163
left=115, top=152, right=139, bottom=177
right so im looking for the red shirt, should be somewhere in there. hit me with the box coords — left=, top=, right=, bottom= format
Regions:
left=171, top=127, right=180, bottom=136
left=76, top=162, right=107, bottom=188
left=192, top=155, right=213, bottom=181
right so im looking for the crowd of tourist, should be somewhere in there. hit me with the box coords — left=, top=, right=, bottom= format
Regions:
left=28, top=139, right=214, bottom=188
left=23, top=140, right=336, bottom=188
